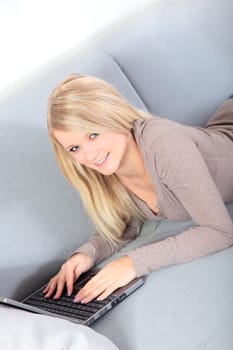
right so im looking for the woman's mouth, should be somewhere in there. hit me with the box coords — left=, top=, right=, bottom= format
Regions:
left=94, top=153, right=109, bottom=166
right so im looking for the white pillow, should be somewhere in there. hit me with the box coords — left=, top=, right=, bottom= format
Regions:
left=0, top=306, right=119, bottom=350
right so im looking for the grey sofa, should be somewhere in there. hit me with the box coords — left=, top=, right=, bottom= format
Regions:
left=1, top=0, right=233, bottom=349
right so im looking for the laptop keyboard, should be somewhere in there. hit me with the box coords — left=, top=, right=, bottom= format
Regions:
left=23, top=274, right=115, bottom=321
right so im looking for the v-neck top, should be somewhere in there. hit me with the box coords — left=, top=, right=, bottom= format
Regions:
left=75, top=98, right=233, bottom=277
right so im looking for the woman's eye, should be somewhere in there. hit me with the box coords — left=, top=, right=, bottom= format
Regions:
left=69, top=146, right=79, bottom=153
left=89, top=133, right=99, bottom=140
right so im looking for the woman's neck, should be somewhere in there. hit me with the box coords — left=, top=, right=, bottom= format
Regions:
left=115, top=134, right=148, bottom=182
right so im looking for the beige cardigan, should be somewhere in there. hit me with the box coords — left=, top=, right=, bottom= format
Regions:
left=76, top=98, right=233, bottom=277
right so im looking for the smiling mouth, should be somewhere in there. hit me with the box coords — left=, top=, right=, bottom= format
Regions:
left=94, top=153, right=109, bottom=166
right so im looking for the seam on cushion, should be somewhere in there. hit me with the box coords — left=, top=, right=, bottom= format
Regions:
left=102, top=51, right=149, bottom=111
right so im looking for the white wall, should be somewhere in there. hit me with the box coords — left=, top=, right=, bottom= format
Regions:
left=0, top=0, right=155, bottom=95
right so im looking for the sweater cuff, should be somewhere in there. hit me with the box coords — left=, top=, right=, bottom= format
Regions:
left=69, top=242, right=97, bottom=267
left=126, top=250, right=152, bottom=277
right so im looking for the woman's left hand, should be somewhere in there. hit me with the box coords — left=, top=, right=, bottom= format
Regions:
left=74, top=255, right=136, bottom=303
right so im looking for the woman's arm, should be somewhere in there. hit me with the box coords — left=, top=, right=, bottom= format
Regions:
left=71, top=216, right=140, bottom=266
left=44, top=218, right=139, bottom=299
left=127, top=131, right=233, bottom=277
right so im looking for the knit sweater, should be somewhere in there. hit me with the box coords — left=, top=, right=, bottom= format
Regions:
left=75, top=99, right=233, bottom=277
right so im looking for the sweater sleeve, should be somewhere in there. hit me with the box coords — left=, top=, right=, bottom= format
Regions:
left=127, top=132, right=233, bottom=277
left=71, top=216, right=140, bottom=266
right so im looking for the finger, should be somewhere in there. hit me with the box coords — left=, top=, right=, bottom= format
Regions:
left=43, top=285, right=49, bottom=293
left=43, top=278, right=58, bottom=299
left=82, top=271, right=108, bottom=290
left=84, top=281, right=117, bottom=303
left=53, top=274, right=66, bottom=299
left=97, top=284, right=117, bottom=301
left=74, top=274, right=102, bottom=301
left=74, top=286, right=103, bottom=304
left=65, top=267, right=76, bottom=296
left=74, top=278, right=111, bottom=304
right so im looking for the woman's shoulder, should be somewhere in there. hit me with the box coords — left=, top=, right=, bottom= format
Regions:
left=133, top=116, right=187, bottom=148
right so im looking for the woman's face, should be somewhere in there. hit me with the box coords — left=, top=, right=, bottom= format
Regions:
left=54, top=129, right=132, bottom=176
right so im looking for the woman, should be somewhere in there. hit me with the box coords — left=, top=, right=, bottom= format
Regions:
left=45, top=74, right=233, bottom=304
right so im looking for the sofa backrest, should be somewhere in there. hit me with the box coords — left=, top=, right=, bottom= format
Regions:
left=1, top=0, right=233, bottom=299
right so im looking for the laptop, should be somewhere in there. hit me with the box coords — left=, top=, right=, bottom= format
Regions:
left=0, top=269, right=144, bottom=326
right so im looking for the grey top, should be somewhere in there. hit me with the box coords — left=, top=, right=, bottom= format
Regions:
left=75, top=99, right=233, bottom=277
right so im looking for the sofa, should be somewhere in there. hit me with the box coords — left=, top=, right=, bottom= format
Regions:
left=1, top=0, right=233, bottom=349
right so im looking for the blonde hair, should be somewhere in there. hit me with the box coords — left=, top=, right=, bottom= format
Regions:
left=47, top=74, right=152, bottom=243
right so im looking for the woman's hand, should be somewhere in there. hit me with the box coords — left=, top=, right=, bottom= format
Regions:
left=43, top=253, right=93, bottom=299
left=74, top=255, right=136, bottom=304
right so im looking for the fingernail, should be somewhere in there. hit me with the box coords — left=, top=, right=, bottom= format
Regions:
left=75, top=298, right=86, bottom=304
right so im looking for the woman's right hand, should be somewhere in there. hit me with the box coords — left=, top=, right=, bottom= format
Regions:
left=43, top=253, right=93, bottom=300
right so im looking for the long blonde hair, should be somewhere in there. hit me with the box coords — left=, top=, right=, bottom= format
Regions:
left=47, top=74, right=151, bottom=243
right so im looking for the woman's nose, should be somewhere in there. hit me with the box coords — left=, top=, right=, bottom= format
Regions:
left=83, top=143, right=98, bottom=162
